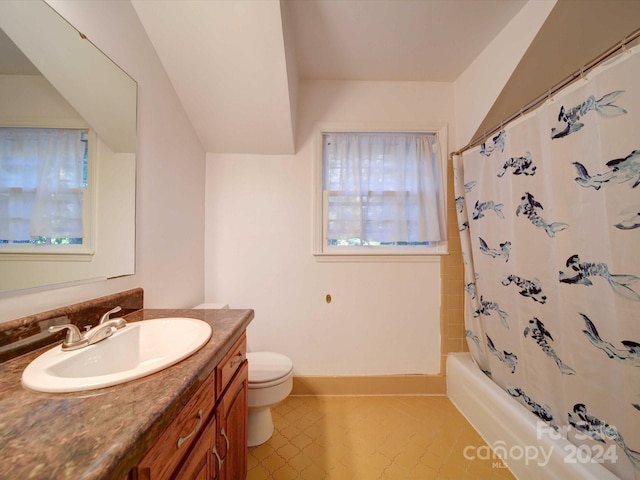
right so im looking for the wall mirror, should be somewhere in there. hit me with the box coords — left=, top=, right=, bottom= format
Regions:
left=0, top=0, right=136, bottom=294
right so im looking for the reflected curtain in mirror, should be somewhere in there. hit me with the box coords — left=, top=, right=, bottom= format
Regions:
left=0, top=127, right=89, bottom=245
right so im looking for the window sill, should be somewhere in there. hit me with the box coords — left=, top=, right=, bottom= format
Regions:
left=313, top=252, right=446, bottom=263
left=0, top=248, right=95, bottom=262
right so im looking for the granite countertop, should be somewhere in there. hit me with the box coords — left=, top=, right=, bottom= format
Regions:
left=0, top=308, right=254, bottom=480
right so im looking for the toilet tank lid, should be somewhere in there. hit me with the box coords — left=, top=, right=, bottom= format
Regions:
left=247, top=352, right=293, bottom=383
left=193, top=303, right=229, bottom=309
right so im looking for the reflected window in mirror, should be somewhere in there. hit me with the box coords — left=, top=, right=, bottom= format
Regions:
left=0, top=127, right=95, bottom=254
left=0, top=0, right=136, bottom=296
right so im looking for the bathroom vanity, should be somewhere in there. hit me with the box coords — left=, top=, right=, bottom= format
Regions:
left=0, top=294, right=253, bottom=480
left=132, top=332, right=248, bottom=480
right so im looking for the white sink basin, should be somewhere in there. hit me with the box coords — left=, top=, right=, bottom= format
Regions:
left=22, top=317, right=212, bottom=393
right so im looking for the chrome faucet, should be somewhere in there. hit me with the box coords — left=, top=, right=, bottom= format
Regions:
left=99, top=306, right=122, bottom=324
left=48, top=324, right=88, bottom=351
left=48, top=306, right=127, bottom=351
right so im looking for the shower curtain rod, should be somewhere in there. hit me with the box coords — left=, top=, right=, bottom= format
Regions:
left=451, top=26, right=640, bottom=157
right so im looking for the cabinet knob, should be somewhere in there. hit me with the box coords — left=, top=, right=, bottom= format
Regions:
left=230, top=353, right=243, bottom=368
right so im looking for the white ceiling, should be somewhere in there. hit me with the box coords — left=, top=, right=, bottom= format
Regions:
left=132, top=0, right=527, bottom=154
left=288, top=0, right=527, bottom=82
left=3, top=1, right=637, bottom=155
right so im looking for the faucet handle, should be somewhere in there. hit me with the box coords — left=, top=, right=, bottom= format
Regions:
left=99, top=306, right=122, bottom=324
left=49, top=324, right=88, bottom=351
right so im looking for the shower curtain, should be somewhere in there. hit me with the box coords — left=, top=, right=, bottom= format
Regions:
left=454, top=44, right=640, bottom=480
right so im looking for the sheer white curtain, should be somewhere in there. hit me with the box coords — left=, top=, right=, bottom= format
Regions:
left=0, top=128, right=85, bottom=242
left=322, top=132, right=445, bottom=246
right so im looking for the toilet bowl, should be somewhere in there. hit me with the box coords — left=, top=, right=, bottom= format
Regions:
left=247, top=351, right=293, bottom=447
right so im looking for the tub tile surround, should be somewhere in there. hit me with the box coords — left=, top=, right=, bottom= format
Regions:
left=0, top=288, right=144, bottom=363
left=441, top=158, right=468, bottom=364
left=0, top=296, right=253, bottom=480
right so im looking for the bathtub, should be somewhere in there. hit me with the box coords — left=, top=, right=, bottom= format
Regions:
left=446, top=352, right=620, bottom=480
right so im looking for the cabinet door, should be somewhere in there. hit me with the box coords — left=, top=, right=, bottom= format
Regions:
left=174, top=414, right=216, bottom=480
left=134, top=374, right=216, bottom=480
left=217, top=361, right=248, bottom=480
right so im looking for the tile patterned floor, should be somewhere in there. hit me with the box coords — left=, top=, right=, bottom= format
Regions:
left=247, top=396, right=515, bottom=480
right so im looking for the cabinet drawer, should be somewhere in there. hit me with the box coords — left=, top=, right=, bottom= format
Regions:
left=216, top=333, right=246, bottom=394
left=135, top=372, right=215, bottom=480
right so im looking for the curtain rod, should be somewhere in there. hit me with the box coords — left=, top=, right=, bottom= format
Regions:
left=452, top=26, right=640, bottom=157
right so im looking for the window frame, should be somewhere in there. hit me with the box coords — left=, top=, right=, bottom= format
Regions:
left=0, top=123, right=97, bottom=261
left=313, top=122, right=448, bottom=262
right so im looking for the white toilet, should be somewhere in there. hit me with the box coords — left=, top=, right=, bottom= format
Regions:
left=246, top=351, right=293, bottom=446
left=192, top=303, right=293, bottom=447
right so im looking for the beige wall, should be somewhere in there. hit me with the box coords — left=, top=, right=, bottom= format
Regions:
left=286, top=156, right=467, bottom=395
left=0, top=1, right=528, bottom=383
left=205, top=79, right=455, bottom=377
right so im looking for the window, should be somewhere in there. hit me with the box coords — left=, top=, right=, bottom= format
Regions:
left=0, top=127, right=93, bottom=254
left=314, top=125, right=447, bottom=260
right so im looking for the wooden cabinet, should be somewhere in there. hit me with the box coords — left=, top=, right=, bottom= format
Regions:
left=216, top=361, right=248, bottom=480
left=131, top=333, right=248, bottom=480
left=214, top=334, right=248, bottom=480
left=133, top=373, right=216, bottom=480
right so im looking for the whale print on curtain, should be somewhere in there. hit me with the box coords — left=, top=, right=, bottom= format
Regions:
left=454, top=44, right=640, bottom=480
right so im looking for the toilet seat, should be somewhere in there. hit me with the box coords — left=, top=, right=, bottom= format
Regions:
left=247, top=352, right=293, bottom=388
